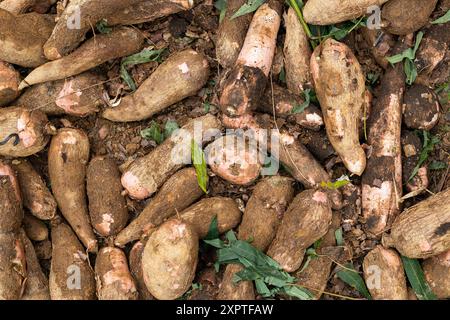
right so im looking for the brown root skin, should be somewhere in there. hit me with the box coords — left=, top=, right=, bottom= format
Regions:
left=382, top=188, right=450, bottom=259
left=0, top=0, right=55, bottom=14
left=403, top=84, right=440, bottom=131
left=422, top=250, right=450, bottom=299
left=283, top=7, right=312, bottom=94
left=115, top=168, right=203, bottom=247
left=87, top=156, right=128, bottom=237
left=142, top=219, right=198, bottom=300
left=43, top=0, right=147, bottom=60
left=107, top=0, right=194, bottom=26
left=11, top=159, right=57, bottom=220
left=95, top=247, right=138, bottom=300
left=121, top=114, right=221, bottom=200
left=34, top=239, right=52, bottom=260
left=0, top=107, right=50, bottom=157
left=401, top=131, right=429, bottom=193
left=206, top=135, right=262, bottom=185
left=216, top=264, right=255, bottom=300
left=360, top=28, right=394, bottom=70
left=305, top=130, right=335, bottom=162
left=215, top=0, right=253, bottom=68
left=259, top=84, right=324, bottom=131
left=311, top=38, right=366, bottom=176
left=20, top=27, right=145, bottom=90
left=0, top=9, right=54, bottom=67
left=238, top=176, right=294, bottom=252
left=0, top=232, right=26, bottom=300
left=267, top=189, right=332, bottom=272
left=303, top=0, right=389, bottom=25
left=49, top=223, right=96, bottom=300
left=129, top=240, right=153, bottom=300
left=0, top=161, right=22, bottom=205
left=103, top=49, right=210, bottom=122
left=382, top=0, right=438, bottom=35
left=48, top=128, right=97, bottom=252
left=23, top=213, right=48, bottom=242
left=20, top=229, right=50, bottom=300
left=0, top=168, right=23, bottom=233
left=173, top=197, right=242, bottom=239
left=362, top=45, right=405, bottom=237
left=0, top=61, right=20, bottom=107
left=16, top=72, right=104, bottom=117
left=363, top=245, right=408, bottom=300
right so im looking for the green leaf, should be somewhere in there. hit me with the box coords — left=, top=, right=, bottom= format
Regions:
left=203, top=238, right=225, bottom=249
left=401, top=256, right=437, bottom=300
left=205, top=215, right=219, bottom=240
left=203, top=102, right=211, bottom=113
left=335, top=228, right=344, bottom=246
left=292, top=89, right=311, bottom=114
left=409, top=131, right=440, bottom=181
left=141, top=121, right=164, bottom=144
left=320, top=178, right=350, bottom=190
left=231, top=0, right=266, bottom=19
left=336, top=264, right=372, bottom=300
left=431, top=10, right=450, bottom=24
left=279, top=67, right=286, bottom=84
left=164, top=120, right=179, bottom=138
left=404, top=59, right=418, bottom=85
left=215, top=0, right=227, bottom=23
left=429, top=161, right=448, bottom=170
left=387, top=32, right=424, bottom=65
left=191, top=140, right=209, bottom=194
left=282, top=285, right=315, bottom=300
left=120, top=48, right=165, bottom=91
left=96, top=19, right=112, bottom=34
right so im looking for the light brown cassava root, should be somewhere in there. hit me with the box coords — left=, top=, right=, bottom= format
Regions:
left=20, top=27, right=145, bottom=90
left=23, top=213, right=48, bottom=241
left=129, top=240, right=153, bottom=300
left=0, top=0, right=56, bottom=14
left=217, top=264, right=255, bottom=300
left=103, top=49, right=210, bottom=122
left=114, top=168, right=203, bottom=247
left=95, top=247, right=138, bottom=300
left=48, top=128, right=97, bottom=252
left=382, top=188, right=450, bottom=259
left=121, top=114, right=221, bottom=199
left=0, top=61, right=20, bottom=107
left=87, top=156, right=128, bottom=237
left=422, top=250, right=450, bottom=299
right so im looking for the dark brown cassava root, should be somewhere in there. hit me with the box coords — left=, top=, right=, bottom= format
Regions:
left=103, top=49, right=210, bottom=122
left=20, top=27, right=145, bottom=90
left=422, top=250, right=450, bottom=299
left=401, top=131, right=429, bottom=193
left=23, top=213, right=48, bottom=242
left=0, top=61, right=20, bottom=107
left=87, top=156, right=128, bottom=237
left=217, top=264, right=255, bottom=300
left=48, top=128, right=97, bottom=252
left=129, top=240, right=153, bottom=300
left=403, top=84, right=440, bottom=131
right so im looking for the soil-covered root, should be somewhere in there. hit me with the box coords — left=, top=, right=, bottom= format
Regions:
left=401, top=131, right=429, bottom=193
left=215, top=0, right=253, bottom=68
left=403, top=84, right=440, bottom=131
left=362, top=245, right=408, bottom=300
left=0, top=0, right=55, bottom=14
left=95, top=247, right=138, bottom=300
left=0, top=106, right=50, bottom=157
left=16, top=72, right=104, bottom=117
left=87, top=156, right=128, bottom=237
left=121, top=114, right=221, bottom=200
left=382, top=188, right=450, bottom=259
left=142, top=219, right=198, bottom=300
left=303, top=0, right=389, bottom=25
left=216, top=264, right=255, bottom=300
left=34, top=238, right=52, bottom=260
left=114, top=168, right=203, bottom=247
left=205, top=134, right=262, bottom=185
left=0, top=9, right=54, bottom=67
left=19, top=27, right=145, bottom=90
left=238, top=176, right=294, bottom=251
left=129, top=240, right=153, bottom=300
left=259, top=84, right=324, bottom=131
left=362, top=45, right=405, bottom=237
left=42, top=0, right=147, bottom=60
left=20, top=229, right=50, bottom=300
left=11, top=159, right=56, bottom=220
left=48, top=128, right=97, bottom=252
left=0, top=61, right=20, bottom=107
left=382, top=0, right=438, bottom=35
left=23, top=213, right=48, bottom=241
left=267, top=189, right=332, bottom=272
left=310, top=38, right=367, bottom=176
left=422, top=250, right=450, bottom=299
left=294, top=212, right=341, bottom=299
left=219, top=0, right=283, bottom=117
left=283, top=7, right=312, bottom=94
left=360, top=28, right=394, bottom=69
left=102, top=49, right=210, bottom=122
left=49, top=223, right=96, bottom=300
